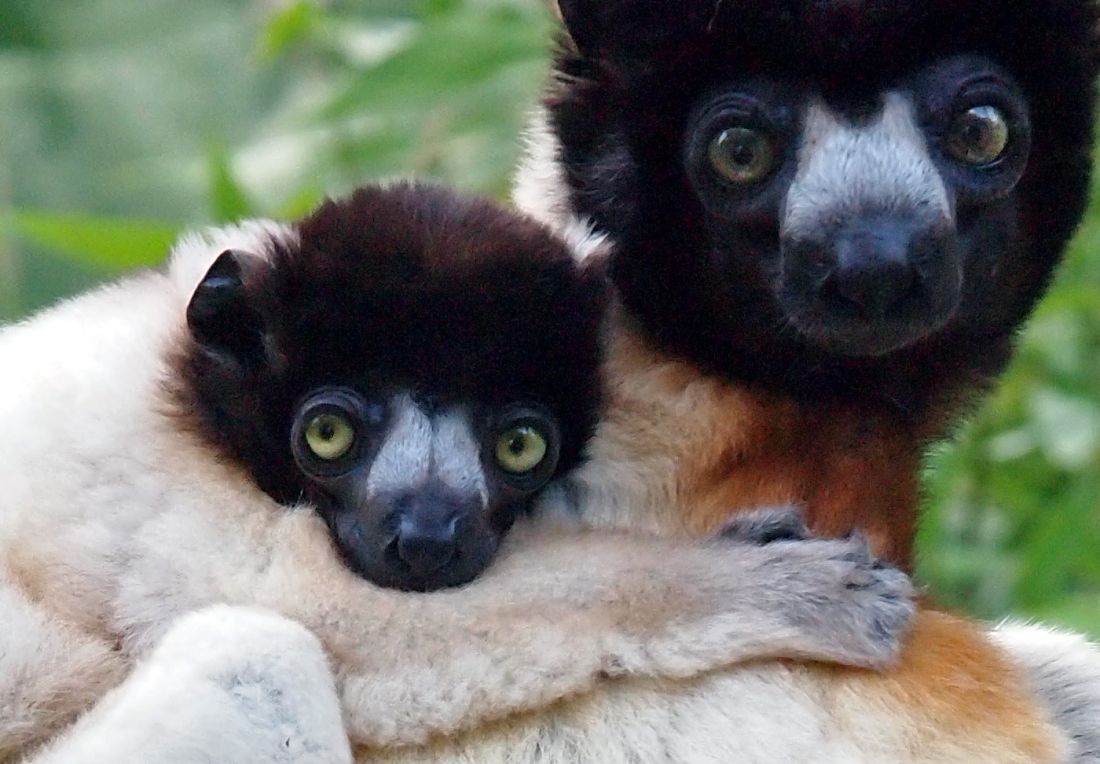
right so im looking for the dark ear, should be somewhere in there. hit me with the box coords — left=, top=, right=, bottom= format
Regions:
left=556, top=0, right=602, bottom=56
left=186, top=249, right=266, bottom=364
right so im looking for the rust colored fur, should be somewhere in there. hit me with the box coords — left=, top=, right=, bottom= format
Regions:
left=567, top=309, right=922, bottom=563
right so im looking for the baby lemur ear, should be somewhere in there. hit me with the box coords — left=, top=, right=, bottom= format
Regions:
left=186, top=249, right=266, bottom=365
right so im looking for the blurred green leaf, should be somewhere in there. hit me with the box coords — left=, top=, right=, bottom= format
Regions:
left=275, top=185, right=325, bottom=219
left=3, top=211, right=179, bottom=272
left=258, top=0, right=321, bottom=61
left=208, top=148, right=256, bottom=223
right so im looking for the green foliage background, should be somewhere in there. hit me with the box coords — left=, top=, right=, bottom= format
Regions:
left=1, top=0, right=1097, bottom=635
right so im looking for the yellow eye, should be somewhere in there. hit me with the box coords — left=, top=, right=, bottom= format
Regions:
left=304, top=413, right=356, bottom=461
left=947, top=105, right=1009, bottom=166
left=708, top=127, right=777, bottom=184
left=495, top=426, right=548, bottom=475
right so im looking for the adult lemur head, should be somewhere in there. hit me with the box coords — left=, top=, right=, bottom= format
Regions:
left=173, top=184, right=605, bottom=592
left=532, top=0, right=1097, bottom=417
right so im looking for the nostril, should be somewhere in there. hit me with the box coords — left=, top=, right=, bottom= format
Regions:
left=831, top=258, right=916, bottom=319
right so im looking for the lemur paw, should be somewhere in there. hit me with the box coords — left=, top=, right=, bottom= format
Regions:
left=763, top=532, right=916, bottom=669
left=719, top=506, right=811, bottom=545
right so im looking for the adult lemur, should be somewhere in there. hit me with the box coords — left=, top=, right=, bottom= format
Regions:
left=1, top=184, right=915, bottom=763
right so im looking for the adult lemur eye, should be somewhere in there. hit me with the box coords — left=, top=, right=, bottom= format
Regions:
left=946, top=105, right=1009, bottom=166
left=708, top=127, right=776, bottom=184
left=305, top=413, right=356, bottom=461
left=495, top=426, right=548, bottom=475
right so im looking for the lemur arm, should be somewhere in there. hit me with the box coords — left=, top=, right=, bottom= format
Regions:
left=0, top=579, right=127, bottom=762
left=119, top=506, right=912, bottom=750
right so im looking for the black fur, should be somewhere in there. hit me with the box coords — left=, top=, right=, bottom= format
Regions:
left=174, top=183, right=606, bottom=526
left=548, top=0, right=1099, bottom=423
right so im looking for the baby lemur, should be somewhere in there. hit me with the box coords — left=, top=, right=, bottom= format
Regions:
left=0, top=184, right=912, bottom=763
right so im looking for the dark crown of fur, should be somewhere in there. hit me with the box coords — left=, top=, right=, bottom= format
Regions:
left=549, top=0, right=1100, bottom=419
left=174, top=184, right=607, bottom=504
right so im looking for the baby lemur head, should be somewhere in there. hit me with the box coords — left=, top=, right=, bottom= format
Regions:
left=545, top=0, right=1098, bottom=415
left=175, top=184, right=606, bottom=592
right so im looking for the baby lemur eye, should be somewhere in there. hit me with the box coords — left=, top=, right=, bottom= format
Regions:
left=291, top=388, right=371, bottom=474
left=488, top=407, right=562, bottom=486
left=495, top=426, right=548, bottom=475
left=946, top=105, right=1009, bottom=166
left=708, top=126, right=777, bottom=184
left=305, top=413, right=356, bottom=461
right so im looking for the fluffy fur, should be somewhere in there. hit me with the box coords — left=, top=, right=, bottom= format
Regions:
left=993, top=623, right=1100, bottom=761
left=0, top=187, right=919, bottom=762
left=31, top=607, right=352, bottom=764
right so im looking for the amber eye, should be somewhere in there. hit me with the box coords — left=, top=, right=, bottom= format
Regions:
left=946, top=105, right=1010, bottom=166
left=495, top=426, right=548, bottom=475
left=304, top=413, right=356, bottom=461
left=708, top=127, right=777, bottom=184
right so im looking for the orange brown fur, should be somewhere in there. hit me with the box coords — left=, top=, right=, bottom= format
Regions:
left=821, top=610, right=1062, bottom=761
left=572, top=307, right=922, bottom=565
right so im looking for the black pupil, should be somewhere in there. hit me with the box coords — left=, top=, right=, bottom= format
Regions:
left=508, top=434, right=526, bottom=454
left=731, top=138, right=758, bottom=167
left=963, top=119, right=987, bottom=146
left=318, top=420, right=336, bottom=440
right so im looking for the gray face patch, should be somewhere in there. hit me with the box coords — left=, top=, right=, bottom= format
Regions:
left=365, top=395, right=488, bottom=506
left=431, top=410, right=490, bottom=505
left=782, top=93, right=951, bottom=241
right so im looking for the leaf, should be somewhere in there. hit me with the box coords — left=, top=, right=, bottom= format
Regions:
left=258, top=0, right=321, bottom=61
left=275, top=185, right=324, bottom=219
left=2, top=210, right=180, bottom=272
left=208, top=148, right=256, bottom=223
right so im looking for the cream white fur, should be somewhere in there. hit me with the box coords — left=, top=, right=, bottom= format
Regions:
left=512, top=105, right=574, bottom=233
left=0, top=208, right=1089, bottom=764
left=993, top=622, right=1100, bottom=762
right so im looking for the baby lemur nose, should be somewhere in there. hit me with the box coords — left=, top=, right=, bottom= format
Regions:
left=396, top=512, right=458, bottom=577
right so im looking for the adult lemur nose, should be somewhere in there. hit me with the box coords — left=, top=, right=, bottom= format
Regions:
left=821, top=215, right=937, bottom=319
